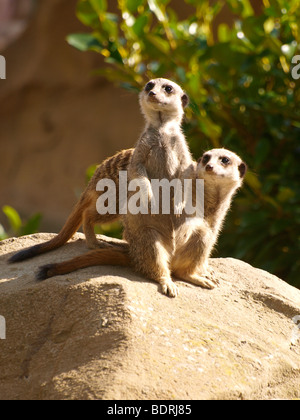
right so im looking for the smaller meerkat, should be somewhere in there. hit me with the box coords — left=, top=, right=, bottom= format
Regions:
left=170, top=148, right=247, bottom=290
left=37, top=148, right=247, bottom=297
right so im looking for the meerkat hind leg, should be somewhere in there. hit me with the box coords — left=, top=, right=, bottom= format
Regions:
left=173, top=261, right=218, bottom=289
left=172, top=231, right=219, bottom=290
left=83, top=209, right=120, bottom=250
left=186, top=260, right=219, bottom=289
left=178, top=271, right=218, bottom=290
left=129, top=229, right=178, bottom=298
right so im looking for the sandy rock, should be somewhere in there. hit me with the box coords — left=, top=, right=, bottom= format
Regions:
left=0, top=233, right=300, bottom=400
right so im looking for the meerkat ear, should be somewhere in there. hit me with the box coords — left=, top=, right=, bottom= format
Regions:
left=181, top=93, right=189, bottom=109
left=238, top=162, right=248, bottom=178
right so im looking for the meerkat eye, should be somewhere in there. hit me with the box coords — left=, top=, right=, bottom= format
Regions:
left=145, top=82, right=155, bottom=92
left=164, top=85, right=174, bottom=94
left=221, top=157, right=231, bottom=165
left=202, top=154, right=211, bottom=165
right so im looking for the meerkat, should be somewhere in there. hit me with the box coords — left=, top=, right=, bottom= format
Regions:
left=120, top=78, right=193, bottom=296
left=9, top=78, right=191, bottom=265
left=37, top=148, right=247, bottom=297
left=169, top=148, right=247, bottom=289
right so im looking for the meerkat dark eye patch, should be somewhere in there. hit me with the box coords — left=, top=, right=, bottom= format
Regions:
left=238, top=162, right=248, bottom=178
left=201, top=154, right=211, bottom=165
left=181, top=94, right=189, bottom=108
left=164, top=85, right=174, bottom=94
left=145, top=82, right=155, bottom=92
left=221, top=157, right=231, bottom=165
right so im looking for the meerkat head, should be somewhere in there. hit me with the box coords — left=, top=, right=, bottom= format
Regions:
left=197, top=148, right=247, bottom=188
left=139, top=78, right=189, bottom=125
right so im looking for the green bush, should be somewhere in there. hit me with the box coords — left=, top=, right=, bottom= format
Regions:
left=0, top=206, right=42, bottom=240
left=68, top=0, right=300, bottom=288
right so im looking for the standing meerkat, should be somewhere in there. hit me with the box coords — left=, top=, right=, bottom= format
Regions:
left=122, top=78, right=193, bottom=296
left=37, top=148, right=247, bottom=297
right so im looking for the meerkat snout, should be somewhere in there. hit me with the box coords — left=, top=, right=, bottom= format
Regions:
left=206, top=164, right=214, bottom=172
left=148, top=90, right=159, bottom=103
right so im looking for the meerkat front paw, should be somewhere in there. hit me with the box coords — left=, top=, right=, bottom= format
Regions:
left=137, top=177, right=153, bottom=209
left=174, top=200, right=185, bottom=217
left=160, top=278, right=179, bottom=298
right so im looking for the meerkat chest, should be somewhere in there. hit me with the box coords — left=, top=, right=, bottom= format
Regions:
left=145, top=126, right=186, bottom=179
left=146, top=142, right=180, bottom=180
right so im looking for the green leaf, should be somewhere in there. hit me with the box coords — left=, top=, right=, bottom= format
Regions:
left=255, top=138, right=271, bottom=166
left=126, top=0, right=145, bottom=14
left=2, top=206, right=22, bottom=233
left=66, top=33, right=102, bottom=52
left=76, top=1, right=100, bottom=28
left=132, top=14, right=149, bottom=37
left=277, top=187, right=295, bottom=203
left=147, top=0, right=166, bottom=22
left=146, top=34, right=170, bottom=54
left=86, top=164, right=98, bottom=183
left=227, top=0, right=244, bottom=15
left=245, top=172, right=262, bottom=191
left=21, top=213, right=42, bottom=237
left=0, top=224, right=8, bottom=241
left=101, top=14, right=118, bottom=39
left=218, top=24, right=232, bottom=42
left=89, top=0, right=107, bottom=13
left=240, top=0, right=254, bottom=17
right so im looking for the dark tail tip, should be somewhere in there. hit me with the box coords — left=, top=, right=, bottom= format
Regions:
left=36, top=264, right=56, bottom=281
left=9, top=244, right=42, bottom=264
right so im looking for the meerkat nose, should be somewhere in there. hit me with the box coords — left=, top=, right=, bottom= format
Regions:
left=206, top=164, right=214, bottom=172
left=149, top=91, right=156, bottom=97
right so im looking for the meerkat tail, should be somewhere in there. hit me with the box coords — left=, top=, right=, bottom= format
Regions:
left=37, top=248, right=130, bottom=280
left=9, top=197, right=89, bottom=264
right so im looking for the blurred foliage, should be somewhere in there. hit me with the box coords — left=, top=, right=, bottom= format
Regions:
left=0, top=206, right=42, bottom=241
left=68, top=0, right=300, bottom=288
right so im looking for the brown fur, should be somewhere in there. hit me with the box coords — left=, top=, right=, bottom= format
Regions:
left=37, top=148, right=247, bottom=296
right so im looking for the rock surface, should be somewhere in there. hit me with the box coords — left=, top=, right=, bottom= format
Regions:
left=0, top=233, right=300, bottom=400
